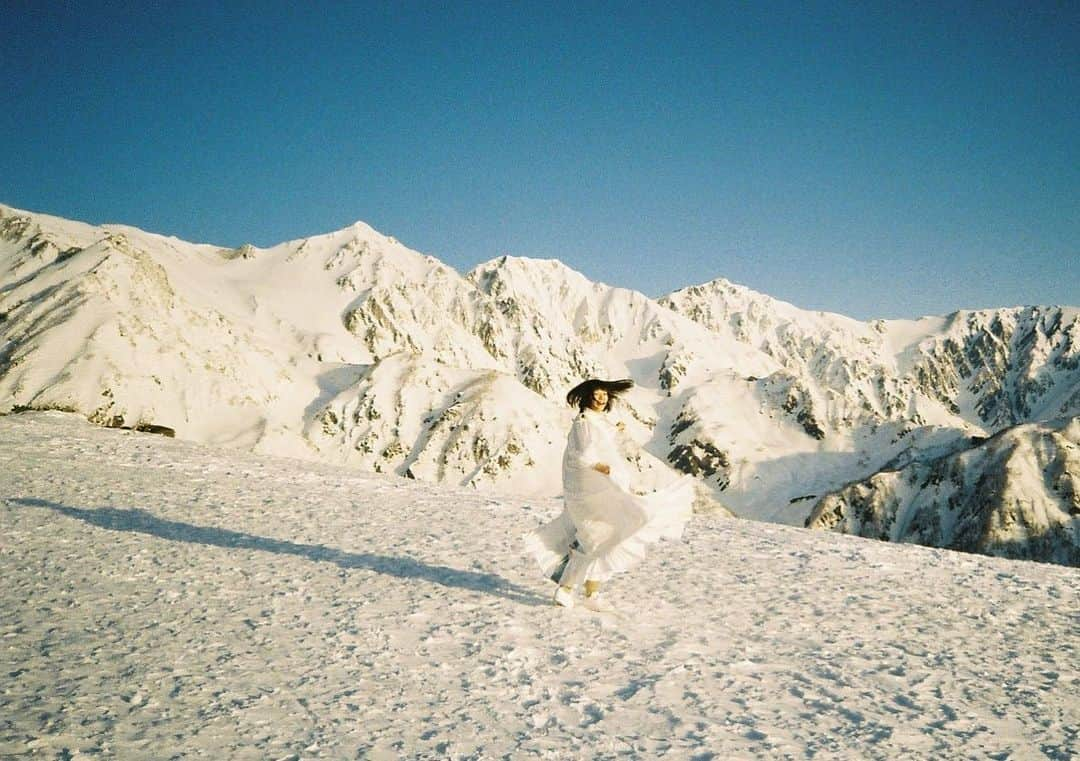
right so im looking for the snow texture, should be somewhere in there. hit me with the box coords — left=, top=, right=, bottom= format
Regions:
left=2, top=412, right=1078, bottom=758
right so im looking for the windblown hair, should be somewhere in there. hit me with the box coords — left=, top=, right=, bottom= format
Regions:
left=565, top=378, right=634, bottom=412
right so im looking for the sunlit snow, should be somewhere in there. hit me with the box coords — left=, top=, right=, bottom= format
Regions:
left=2, top=412, right=1077, bottom=758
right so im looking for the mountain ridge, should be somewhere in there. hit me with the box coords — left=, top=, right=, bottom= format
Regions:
left=2, top=201, right=1077, bottom=563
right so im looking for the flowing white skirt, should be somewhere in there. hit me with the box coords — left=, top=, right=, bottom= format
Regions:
left=524, top=474, right=694, bottom=585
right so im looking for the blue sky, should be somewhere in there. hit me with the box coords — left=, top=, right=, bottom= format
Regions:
left=3, top=1, right=1076, bottom=319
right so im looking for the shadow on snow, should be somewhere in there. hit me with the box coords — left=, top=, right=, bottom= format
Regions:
left=13, top=497, right=547, bottom=606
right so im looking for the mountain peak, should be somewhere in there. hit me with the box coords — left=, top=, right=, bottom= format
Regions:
left=467, top=254, right=597, bottom=294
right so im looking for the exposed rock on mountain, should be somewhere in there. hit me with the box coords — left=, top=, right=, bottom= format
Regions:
left=907, top=308, right=1080, bottom=429
left=805, top=416, right=1080, bottom=566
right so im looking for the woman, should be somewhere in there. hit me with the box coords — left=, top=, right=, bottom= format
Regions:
left=524, top=378, right=694, bottom=612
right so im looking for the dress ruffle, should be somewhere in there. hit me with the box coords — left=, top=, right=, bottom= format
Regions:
left=523, top=509, right=576, bottom=581
left=569, top=474, right=694, bottom=582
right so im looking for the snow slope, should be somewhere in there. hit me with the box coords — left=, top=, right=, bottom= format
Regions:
left=2, top=411, right=1078, bottom=758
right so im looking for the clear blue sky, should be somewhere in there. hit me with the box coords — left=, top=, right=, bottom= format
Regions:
left=3, top=1, right=1077, bottom=319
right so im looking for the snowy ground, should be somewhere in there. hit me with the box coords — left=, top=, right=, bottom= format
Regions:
left=2, top=412, right=1077, bottom=759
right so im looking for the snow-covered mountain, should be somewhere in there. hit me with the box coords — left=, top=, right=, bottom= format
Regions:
left=2, top=203, right=1077, bottom=562
left=660, top=278, right=1080, bottom=562
left=806, top=416, right=1080, bottom=565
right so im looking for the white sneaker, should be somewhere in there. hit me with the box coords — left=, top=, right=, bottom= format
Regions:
left=583, top=594, right=616, bottom=613
left=553, top=586, right=574, bottom=608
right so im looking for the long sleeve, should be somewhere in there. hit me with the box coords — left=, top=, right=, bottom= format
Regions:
left=564, top=415, right=598, bottom=471
left=563, top=411, right=623, bottom=504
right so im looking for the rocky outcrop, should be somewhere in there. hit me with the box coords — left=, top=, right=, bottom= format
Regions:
left=806, top=417, right=1080, bottom=566
left=906, top=309, right=1080, bottom=428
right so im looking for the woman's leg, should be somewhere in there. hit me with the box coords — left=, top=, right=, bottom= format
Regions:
left=553, top=548, right=586, bottom=608
left=559, top=547, right=595, bottom=590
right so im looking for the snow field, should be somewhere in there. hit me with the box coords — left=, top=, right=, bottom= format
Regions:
left=1, top=412, right=1077, bottom=759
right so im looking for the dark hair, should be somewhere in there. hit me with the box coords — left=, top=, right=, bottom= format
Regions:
left=566, top=378, right=634, bottom=412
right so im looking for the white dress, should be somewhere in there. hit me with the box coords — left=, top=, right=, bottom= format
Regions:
left=524, top=409, right=694, bottom=586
